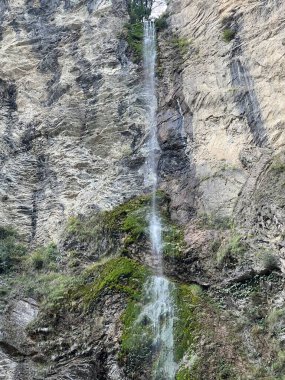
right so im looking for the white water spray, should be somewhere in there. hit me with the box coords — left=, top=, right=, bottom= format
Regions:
left=141, top=19, right=176, bottom=379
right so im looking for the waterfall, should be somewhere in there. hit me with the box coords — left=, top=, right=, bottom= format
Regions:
left=141, top=20, right=177, bottom=380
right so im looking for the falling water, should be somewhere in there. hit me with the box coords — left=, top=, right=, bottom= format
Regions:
left=141, top=20, right=176, bottom=379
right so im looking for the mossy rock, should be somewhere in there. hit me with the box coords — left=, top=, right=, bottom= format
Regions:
left=79, top=257, right=150, bottom=308
left=174, top=284, right=202, bottom=363
left=119, top=298, right=154, bottom=376
left=39, top=257, right=150, bottom=315
left=65, top=192, right=181, bottom=260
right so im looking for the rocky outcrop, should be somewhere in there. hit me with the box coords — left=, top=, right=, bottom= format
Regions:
left=1, top=0, right=285, bottom=379
left=159, top=0, right=285, bottom=221
left=0, top=298, right=38, bottom=379
left=0, top=0, right=147, bottom=243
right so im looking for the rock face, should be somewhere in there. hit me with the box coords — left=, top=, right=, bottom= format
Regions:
left=0, top=298, right=38, bottom=379
left=156, top=0, right=285, bottom=280
left=0, top=0, right=147, bottom=243
left=1, top=0, right=285, bottom=379
left=159, top=0, right=285, bottom=221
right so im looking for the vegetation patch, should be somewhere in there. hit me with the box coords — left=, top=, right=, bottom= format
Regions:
left=197, top=213, right=233, bottom=230
left=26, top=243, right=59, bottom=271
left=123, top=22, right=144, bottom=63
left=67, top=194, right=152, bottom=246
left=0, top=226, right=27, bottom=273
left=35, top=257, right=150, bottom=315
left=163, top=223, right=186, bottom=258
left=270, top=154, right=285, bottom=174
left=119, top=298, right=153, bottom=376
left=155, top=13, right=169, bottom=32
left=78, top=257, right=150, bottom=309
left=170, top=36, right=191, bottom=56
left=123, top=0, right=153, bottom=62
left=216, top=233, right=247, bottom=266
left=222, top=28, right=236, bottom=42
left=66, top=192, right=185, bottom=262
left=174, top=284, right=202, bottom=364
left=126, top=0, right=152, bottom=23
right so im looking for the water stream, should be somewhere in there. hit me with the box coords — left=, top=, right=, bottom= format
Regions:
left=141, top=19, right=176, bottom=380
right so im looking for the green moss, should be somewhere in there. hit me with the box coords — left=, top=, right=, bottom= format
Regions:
left=11, top=257, right=148, bottom=315
left=102, top=194, right=151, bottom=230
left=176, top=367, right=192, bottom=380
left=119, top=299, right=153, bottom=374
left=79, top=257, right=150, bottom=308
left=66, top=192, right=178, bottom=259
left=174, top=284, right=202, bottom=363
left=222, top=28, right=236, bottom=42
left=163, top=224, right=186, bottom=258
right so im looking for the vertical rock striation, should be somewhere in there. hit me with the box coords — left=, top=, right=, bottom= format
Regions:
left=0, top=0, right=148, bottom=244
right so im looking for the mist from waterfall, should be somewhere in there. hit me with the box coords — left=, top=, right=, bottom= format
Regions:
left=141, top=19, right=176, bottom=380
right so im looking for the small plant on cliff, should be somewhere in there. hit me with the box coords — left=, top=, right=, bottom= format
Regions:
left=155, top=13, right=169, bottom=31
left=222, top=28, right=236, bottom=42
left=27, top=243, right=59, bottom=271
left=217, top=234, right=247, bottom=265
left=197, top=213, right=233, bottom=230
left=262, top=251, right=279, bottom=272
left=171, top=36, right=191, bottom=56
left=0, top=226, right=27, bottom=273
left=124, top=22, right=144, bottom=62
left=270, top=156, right=285, bottom=174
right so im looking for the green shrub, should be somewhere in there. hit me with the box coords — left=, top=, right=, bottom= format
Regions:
left=171, top=36, right=191, bottom=56
left=262, top=252, right=279, bottom=271
left=155, top=13, right=168, bottom=31
left=127, top=0, right=152, bottom=23
left=124, top=22, right=144, bottom=62
left=217, top=234, right=247, bottom=265
left=0, top=226, right=27, bottom=273
left=222, top=28, right=236, bottom=42
left=43, top=274, right=78, bottom=312
left=27, top=243, right=59, bottom=271
left=67, top=216, right=81, bottom=234
left=197, top=214, right=233, bottom=230
left=124, top=0, right=153, bottom=62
